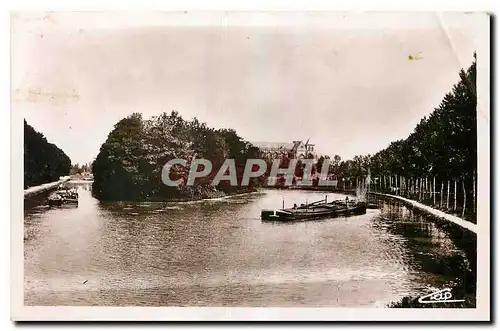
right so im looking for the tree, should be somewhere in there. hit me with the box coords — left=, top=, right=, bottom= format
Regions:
left=92, top=111, right=263, bottom=201
left=24, top=120, right=71, bottom=188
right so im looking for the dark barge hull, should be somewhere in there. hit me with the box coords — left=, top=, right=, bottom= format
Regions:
left=261, top=202, right=367, bottom=221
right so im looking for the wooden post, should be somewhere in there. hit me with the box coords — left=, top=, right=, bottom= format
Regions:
left=446, top=180, right=450, bottom=209
left=454, top=179, right=457, bottom=211
left=433, top=177, right=436, bottom=206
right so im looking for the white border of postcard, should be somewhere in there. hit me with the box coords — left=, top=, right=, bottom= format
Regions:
left=10, top=10, right=491, bottom=321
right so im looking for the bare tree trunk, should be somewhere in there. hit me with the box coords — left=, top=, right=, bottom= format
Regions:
left=446, top=180, right=450, bottom=210
left=473, top=170, right=476, bottom=213
left=416, top=178, right=419, bottom=200
left=440, top=182, right=444, bottom=207
left=424, top=177, right=427, bottom=200
left=433, top=177, right=436, bottom=206
left=462, top=179, right=466, bottom=218
left=454, top=179, right=457, bottom=211
left=415, top=178, right=418, bottom=200
left=421, top=178, right=424, bottom=201
left=418, top=178, right=421, bottom=201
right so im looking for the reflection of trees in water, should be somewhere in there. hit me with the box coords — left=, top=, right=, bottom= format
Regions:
left=374, top=199, right=476, bottom=306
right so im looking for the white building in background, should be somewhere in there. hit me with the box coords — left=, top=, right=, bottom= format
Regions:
left=251, top=139, right=318, bottom=160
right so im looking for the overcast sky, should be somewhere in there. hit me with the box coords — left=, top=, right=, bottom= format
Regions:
left=12, top=12, right=482, bottom=165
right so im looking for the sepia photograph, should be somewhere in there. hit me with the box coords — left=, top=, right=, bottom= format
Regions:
left=10, top=11, right=490, bottom=321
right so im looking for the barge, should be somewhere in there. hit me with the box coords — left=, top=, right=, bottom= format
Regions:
left=261, top=197, right=366, bottom=221
left=47, top=188, right=79, bottom=207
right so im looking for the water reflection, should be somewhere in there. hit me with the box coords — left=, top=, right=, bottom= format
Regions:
left=24, top=183, right=470, bottom=307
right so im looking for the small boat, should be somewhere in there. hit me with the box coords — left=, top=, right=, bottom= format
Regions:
left=47, top=189, right=79, bottom=207
left=261, top=198, right=366, bottom=221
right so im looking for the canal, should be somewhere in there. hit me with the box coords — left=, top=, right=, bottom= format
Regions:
left=24, top=181, right=470, bottom=307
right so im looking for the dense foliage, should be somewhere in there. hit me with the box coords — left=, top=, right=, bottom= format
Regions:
left=326, top=57, right=477, bottom=195
left=24, top=120, right=71, bottom=188
left=92, top=111, right=262, bottom=201
left=70, top=162, right=92, bottom=175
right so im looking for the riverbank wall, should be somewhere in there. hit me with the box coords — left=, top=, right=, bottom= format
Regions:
left=24, top=176, right=71, bottom=199
left=371, top=192, right=477, bottom=234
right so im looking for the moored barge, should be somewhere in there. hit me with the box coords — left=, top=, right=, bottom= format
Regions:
left=261, top=198, right=366, bottom=221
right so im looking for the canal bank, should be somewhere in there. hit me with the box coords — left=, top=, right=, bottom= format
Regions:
left=24, top=176, right=72, bottom=209
left=369, top=193, right=477, bottom=308
left=371, top=193, right=477, bottom=234
left=24, top=176, right=71, bottom=198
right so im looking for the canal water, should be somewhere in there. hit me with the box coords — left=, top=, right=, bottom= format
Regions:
left=24, top=182, right=469, bottom=307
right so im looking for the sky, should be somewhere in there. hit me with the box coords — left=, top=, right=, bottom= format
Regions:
left=11, top=12, right=483, bottom=165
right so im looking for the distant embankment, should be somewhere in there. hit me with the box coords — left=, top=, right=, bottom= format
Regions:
left=262, top=185, right=357, bottom=195
left=24, top=176, right=70, bottom=199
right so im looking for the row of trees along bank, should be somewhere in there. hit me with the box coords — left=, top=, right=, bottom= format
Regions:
left=331, top=55, right=477, bottom=222
left=91, top=111, right=262, bottom=201
left=24, top=120, right=71, bottom=189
